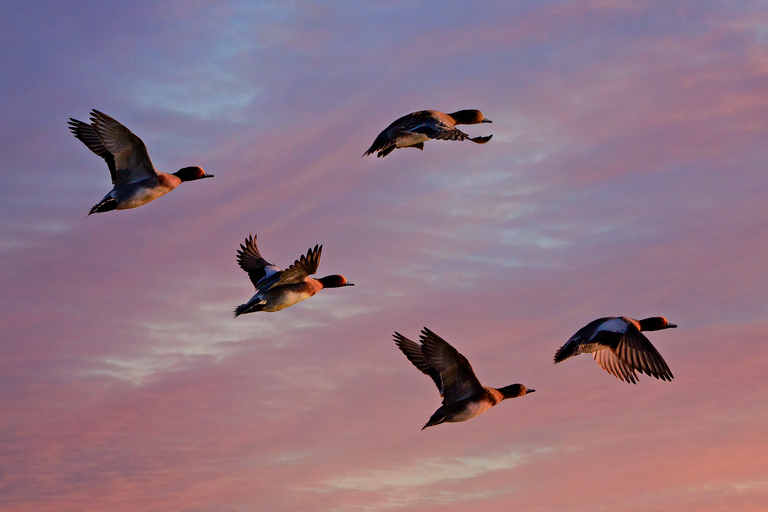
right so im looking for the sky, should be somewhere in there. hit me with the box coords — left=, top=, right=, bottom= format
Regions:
left=1, top=0, right=768, bottom=511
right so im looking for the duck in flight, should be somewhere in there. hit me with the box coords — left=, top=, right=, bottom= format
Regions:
left=554, top=316, right=677, bottom=383
left=68, top=110, right=213, bottom=215
left=394, top=327, right=534, bottom=429
left=234, top=234, right=354, bottom=316
left=363, top=109, right=492, bottom=158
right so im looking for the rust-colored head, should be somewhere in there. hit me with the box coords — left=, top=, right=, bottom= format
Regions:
left=318, top=275, right=354, bottom=288
left=638, top=316, right=677, bottom=332
left=174, top=166, right=214, bottom=182
left=448, top=109, right=492, bottom=125
left=498, top=384, right=535, bottom=399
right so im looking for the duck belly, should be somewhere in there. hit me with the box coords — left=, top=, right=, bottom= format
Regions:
left=446, top=400, right=494, bottom=423
left=260, top=288, right=314, bottom=312
left=396, top=132, right=430, bottom=148
left=115, top=185, right=171, bottom=210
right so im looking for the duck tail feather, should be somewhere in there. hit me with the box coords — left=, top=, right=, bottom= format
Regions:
left=88, top=197, right=118, bottom=216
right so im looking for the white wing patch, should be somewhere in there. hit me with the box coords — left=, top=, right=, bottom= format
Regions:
left=597, top=318, right=629, bottom=334
left=263, top=266, right=280, bottom=280
left=254, top=265, right=282, bottom=291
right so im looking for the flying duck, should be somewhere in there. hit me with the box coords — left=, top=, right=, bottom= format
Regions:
left=363, top=109, right=493, bottom=158
left=234, top=234, right=354, bottom=316
left=68, top=109, right=213, bottom=215
left=394, top=327, right=534, bottom=429
left=554, top=316, right=677, bottom=383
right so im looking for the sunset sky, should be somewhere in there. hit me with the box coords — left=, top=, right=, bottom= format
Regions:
left=2, top=1, right=768, bottom=511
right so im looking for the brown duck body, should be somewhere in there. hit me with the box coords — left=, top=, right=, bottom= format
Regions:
left=234, top=235, right=353, bottom=316
left=88, top=169, right=208, bottom=214
left=364, top=109, right=493, bottom=158
left=554, top=316, right=677, bottom=383
left=68, top=110, right=212, bottom=215
left=422, top=384, right=530, bottom=429
left=237, top=276, right=345, bottom=314
left=394, top=328, right=534, bottom=430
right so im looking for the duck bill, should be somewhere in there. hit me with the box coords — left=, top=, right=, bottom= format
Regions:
left=481, top=118, right=492, bottom=123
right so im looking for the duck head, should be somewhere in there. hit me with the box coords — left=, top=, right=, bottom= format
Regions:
left=448, top=109, right=492, bottom=125
left=318, top=275, right=354, bottom=288
left=638, top=317, right=677, bottom=331
left=498, top=384, right=535, bottom=399
left=174, top=166, right=214, bottom=182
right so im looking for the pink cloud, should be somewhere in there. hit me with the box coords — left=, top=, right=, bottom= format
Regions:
left=2, top=1, right=768, bottom=511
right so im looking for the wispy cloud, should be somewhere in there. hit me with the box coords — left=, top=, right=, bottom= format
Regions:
left=2, top=1, right=768, bottom=511
left=325, top=448, right=552, bottom=491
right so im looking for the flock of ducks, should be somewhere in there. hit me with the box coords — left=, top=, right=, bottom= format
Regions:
left=69, top=108, right=677, bottom=429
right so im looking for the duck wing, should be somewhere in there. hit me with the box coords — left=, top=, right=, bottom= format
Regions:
left=404, top=110, right=473, bottom=141
left=615, top=328, right=674, bottom=381
left=393, top=332, right=442, bottom=393
left=554, top=317, right=617, bottom=362
left=270, top=244, right=322, bottom=289
left=409, top=123, right=469, bottom=141
left=89, top=110, right=158, bottom=188
left=578, top=317, right=614, bottom=335
left=593, top=349, right=639, bottom=384
left=68, top=119, right=117, bottom=184
left=363, top=111, right=431, bottom=157
left=237, top=235, right=281, bottom=289
left=419, top=327, right=483, bottom=405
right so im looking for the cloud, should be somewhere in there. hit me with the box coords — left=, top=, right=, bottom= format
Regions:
left=3, top=1, right=768, bottom=511
left=325, top=448, right=550, bottom=491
